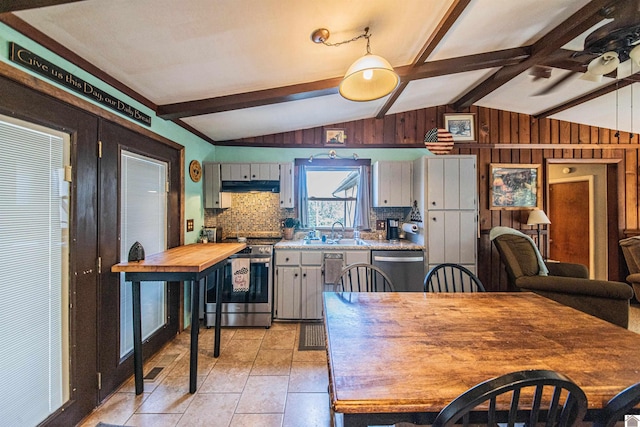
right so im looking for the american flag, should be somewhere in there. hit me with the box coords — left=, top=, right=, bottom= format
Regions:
left=424, top=128, right=454, bottom=154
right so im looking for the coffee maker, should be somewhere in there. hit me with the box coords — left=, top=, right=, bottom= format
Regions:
left=386, top=218, right=400, bottom=242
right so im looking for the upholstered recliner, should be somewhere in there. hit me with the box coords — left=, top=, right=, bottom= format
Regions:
left=491, top=227, right=633, bottom=328
left=620, top=236, right=640, bottom=303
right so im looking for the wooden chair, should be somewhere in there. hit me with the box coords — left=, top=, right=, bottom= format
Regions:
left=334, top=262, right=395, bottom=292
left=424, top=263, right=485, bottom=293
left=593, top=383, right=640, bottom=427
left=432, top=369, right=588, bottom=427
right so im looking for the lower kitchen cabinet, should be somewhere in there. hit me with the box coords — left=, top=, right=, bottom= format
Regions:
left=274, top=249, right=370, bottom=320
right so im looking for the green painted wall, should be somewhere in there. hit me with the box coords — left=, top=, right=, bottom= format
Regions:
left=214, top=146, right=431, bottom=163
left=0, top=22, right=215, bottom=244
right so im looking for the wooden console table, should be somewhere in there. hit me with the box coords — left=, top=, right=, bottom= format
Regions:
left=112, top=242, right=245, bottom=394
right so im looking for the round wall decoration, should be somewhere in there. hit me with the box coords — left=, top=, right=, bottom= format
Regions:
left=189, top=160, right=202, bottom=182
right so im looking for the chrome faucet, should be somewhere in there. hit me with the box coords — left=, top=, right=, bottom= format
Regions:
left=331, top=221, right=345, bottom=241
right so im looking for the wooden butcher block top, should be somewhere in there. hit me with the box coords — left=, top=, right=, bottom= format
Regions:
left=111, top=243, right=246, bottom=273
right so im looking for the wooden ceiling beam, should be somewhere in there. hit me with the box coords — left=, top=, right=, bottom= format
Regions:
left=159, top=49, right=529, bottom=120
left=156, top=78, right=343, bottom=120
left=376, top=0, right=472, bottom=118
left=0, top=0, right=85, bottom=13
left=451, top=0, right=624, bottom=111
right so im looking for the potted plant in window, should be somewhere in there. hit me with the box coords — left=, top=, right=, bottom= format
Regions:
left=283, top=218, right=299, bottom=240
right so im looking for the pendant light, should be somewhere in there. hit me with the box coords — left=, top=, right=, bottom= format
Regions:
left=311, top=27, right=399, bottom=102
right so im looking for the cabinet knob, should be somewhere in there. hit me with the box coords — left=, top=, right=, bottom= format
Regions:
left=432, top=201, right=436, bottom=206
left=294, top=273, right=298, bottom=277
left=384, top=200, right=388, bottom=204
left=303, top=273, right=306, bottom=277
left=432, top=217, right=437, bottom=221
left=285, top=257, right=289, bottom=262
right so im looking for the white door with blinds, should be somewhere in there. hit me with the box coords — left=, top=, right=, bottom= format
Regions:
left=0, top=115, right=70, bottom=426
left=119, top=151, right=168, bottom=358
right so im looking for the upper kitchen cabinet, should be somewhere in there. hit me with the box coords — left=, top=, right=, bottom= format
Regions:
left=221, top=163, right=280, bottom=181
left=279, top=162, right=294, bottom=208
left=203, top=162, right=231, bottom=209
left=221, top=163, right=251, bottom=181
left=372, top=161, right=412, bottom=207
left=251, top=163, right=280, bottom=181
left=426, top=156, right=476, bottom=210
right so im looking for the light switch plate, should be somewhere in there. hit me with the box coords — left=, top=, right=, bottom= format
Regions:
left=376, top=220, right=386, bottom=231
left=186, top=219, right=194, bottom=232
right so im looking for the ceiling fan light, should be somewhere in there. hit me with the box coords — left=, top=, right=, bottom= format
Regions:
left=630, top=45, right=640, bottom=68
left=586, top=51, right=620, bottom=76
left=339, top=54, right=399, bottom=101
left=580, top=71, right=603, bottom=82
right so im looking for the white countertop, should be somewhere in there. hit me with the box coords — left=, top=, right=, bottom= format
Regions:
left=274, top=239, right=423, bottom=251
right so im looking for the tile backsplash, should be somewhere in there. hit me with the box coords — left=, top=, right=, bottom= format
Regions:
left=205, top=192, right=411, bottom=239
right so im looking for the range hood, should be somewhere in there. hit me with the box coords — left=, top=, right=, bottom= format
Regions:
left=220, top=180, right=280, bottom=193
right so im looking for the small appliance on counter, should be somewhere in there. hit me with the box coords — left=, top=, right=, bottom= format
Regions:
left=203, top=227, right=223, bottom=243
left=386, top=218, right=400, bottom=242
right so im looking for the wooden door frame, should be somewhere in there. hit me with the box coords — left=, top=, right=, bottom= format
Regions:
left=546, top=159, right=622, bottom=281
left=548, top=176, right=595, bottom=277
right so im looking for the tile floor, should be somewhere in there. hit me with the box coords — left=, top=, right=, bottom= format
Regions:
left=78, top=322, right=331, bottom=427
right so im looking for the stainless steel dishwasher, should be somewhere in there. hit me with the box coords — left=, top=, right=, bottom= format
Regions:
left=371, top=250, right=425, bottom=292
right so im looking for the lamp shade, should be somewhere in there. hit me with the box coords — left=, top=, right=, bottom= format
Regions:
left=527, top=209, right=550, bottom=225
left=339, top=54, right=399, bottom=101
left=586, top=51, right=619, bottom=76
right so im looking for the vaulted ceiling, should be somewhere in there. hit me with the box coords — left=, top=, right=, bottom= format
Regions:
left=2, top=0, right=640, bottom=143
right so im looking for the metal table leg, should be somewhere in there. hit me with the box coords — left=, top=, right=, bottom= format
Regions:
left=189, top=279, right=200, bottom=393
left=132, top=280, right=144, bottom=395
left=214, top=266, right=223, bottom=357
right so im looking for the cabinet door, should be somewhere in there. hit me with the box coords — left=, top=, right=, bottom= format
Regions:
left=301, top=266, right=323, bottom=319
left=427, top=210, right=446, bottom=265
left=279, top=163, right=294, bottom=208
left=275, top=266, right=301, bottom=319
left=250, top=163, right=280, bottom=180
left=203, top=162, right=231, bottom=209
left=221, top=163, right=250, bottom=181
left=345, top=250, right=370, bottom=265
left=459, top=210, right=477, bottom=264
left=373, top=161, right=411, bottom=207
left=459, top=157, right=476, bottom=210
left=427, top=158, right=445, bottom=209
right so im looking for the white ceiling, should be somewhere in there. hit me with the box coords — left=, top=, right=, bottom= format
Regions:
left=10, top=0, right=640, bottom=142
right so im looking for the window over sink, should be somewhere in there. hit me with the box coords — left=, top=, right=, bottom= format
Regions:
left=296, top=158, right=371, bottom=231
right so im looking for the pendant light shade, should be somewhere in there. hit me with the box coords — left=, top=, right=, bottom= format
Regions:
left=312, top=27, right=399, bottom=102
left=339, top=54, right=399, bottom=101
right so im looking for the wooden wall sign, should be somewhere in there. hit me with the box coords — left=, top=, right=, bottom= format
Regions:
left=9, top=42, right=152, bottom=126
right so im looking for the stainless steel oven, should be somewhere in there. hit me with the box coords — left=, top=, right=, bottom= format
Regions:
left=204, top=242, right=273, bottom=328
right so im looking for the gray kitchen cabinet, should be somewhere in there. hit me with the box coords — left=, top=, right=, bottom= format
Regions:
left=203, top=162, right=231, bottom=209
left=413, top=155, right=477, bottom=274
left=221, top=163, right=251, bottom=181
left=372, top=161, right=412, bottom=207
left=279, top=162, right=294, bottom=208
left=251, top=163, right=280, bottom=180
left=221, top=163, right=280, bottom=181
left=275, top=249, right=323, bottom=320
left=275, top=248, right=370, bottom=319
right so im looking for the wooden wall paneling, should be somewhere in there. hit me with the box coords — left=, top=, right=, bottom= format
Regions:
left=626, top=149, right=639, bottom=230
left=383, top=114, right=396, bottom=145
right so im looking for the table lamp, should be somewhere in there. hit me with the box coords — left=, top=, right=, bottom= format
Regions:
left=527, top=209, right=551, bottom=252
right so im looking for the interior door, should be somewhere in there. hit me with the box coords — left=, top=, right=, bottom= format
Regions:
left=97, top=120, right=181, bottom=400
left=549, top=180, right=590, bottom=270
left=0, top=77, right=99, bottom=426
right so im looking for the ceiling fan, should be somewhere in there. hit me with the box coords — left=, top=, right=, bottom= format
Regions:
left=532, top=0, right=640, bottom=96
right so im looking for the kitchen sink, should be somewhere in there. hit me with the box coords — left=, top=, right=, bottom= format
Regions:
left=303, top=238, right=369, bottom=246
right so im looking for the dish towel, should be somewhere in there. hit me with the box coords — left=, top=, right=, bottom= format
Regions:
left=232, top=258, right=250, bottom=292
left=489, top=226, right=548, bottom=276
left=324, top=258, right=343, bottom=285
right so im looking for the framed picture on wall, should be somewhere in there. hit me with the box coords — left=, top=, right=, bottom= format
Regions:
left=443, top=113, right=476, bottom=142
left=325, top=129, right=346, bottom=146
left=489, top=163, right=542, bottom=210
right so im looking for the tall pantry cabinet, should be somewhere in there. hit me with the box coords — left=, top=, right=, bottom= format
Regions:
left=412, top=155, right=478, bottom=274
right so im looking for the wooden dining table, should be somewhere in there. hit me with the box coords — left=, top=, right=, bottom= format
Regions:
left=112, top=242, right=245, bottom=394
left=323, top=291, right=640, bottom=427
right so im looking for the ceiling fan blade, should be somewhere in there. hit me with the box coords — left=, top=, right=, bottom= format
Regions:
left=532, top=71, right=579, bottom=96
